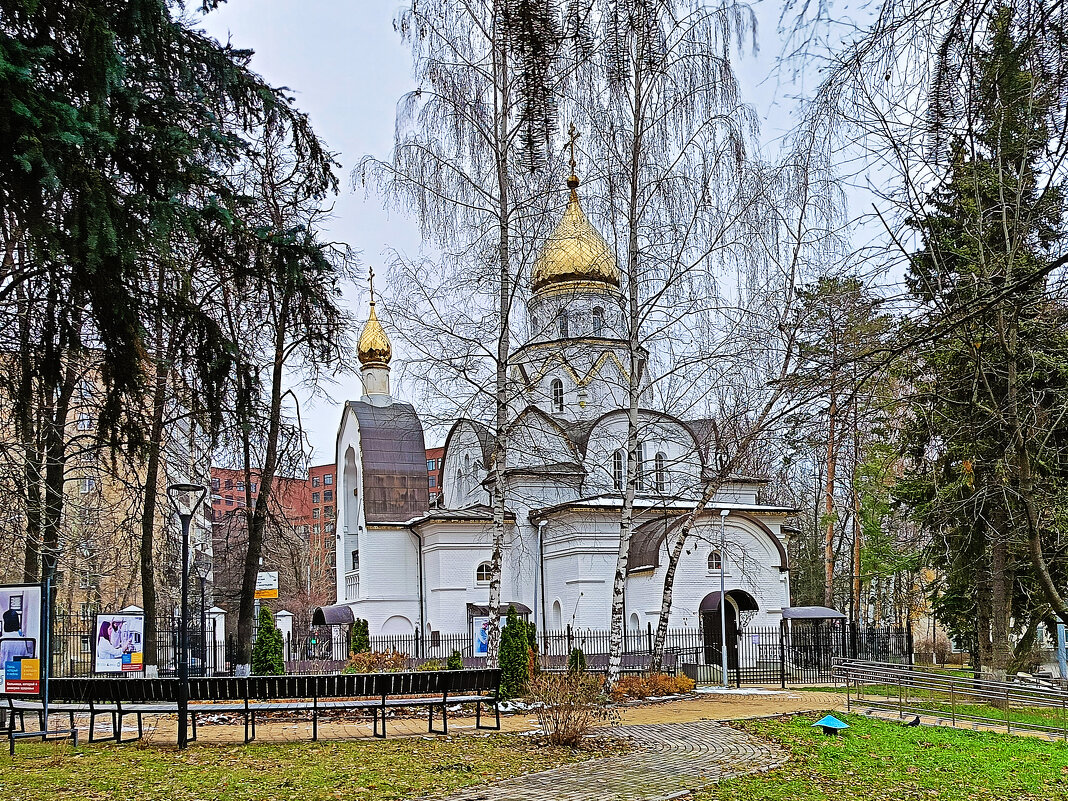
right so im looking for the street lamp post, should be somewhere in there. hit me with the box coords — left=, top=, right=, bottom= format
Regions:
left=168, top=483, right=206, bottom=750
left=719, top=508, right=730, bottom=689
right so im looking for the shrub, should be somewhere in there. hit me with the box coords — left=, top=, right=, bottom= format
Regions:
left=416, top=659, right=445, bottom=671
left=343, top=649, right=407, bottom=673
left=609, top=672, right=695, bottom=701
left=567, top=647, right=586, bottom=674
left=251, top=605, right=285, bottom=675
left=528, top=672, right=615, bottom=746
left=500, top=606, right=530, bottom=698
left=447, top=650, right=464, bottom=671
left=350, top=618, right=370, bottom=655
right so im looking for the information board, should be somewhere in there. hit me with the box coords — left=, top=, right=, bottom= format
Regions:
left=0, top=584, right=42, bottom=695
left=94, top=613, right=145, bottom=673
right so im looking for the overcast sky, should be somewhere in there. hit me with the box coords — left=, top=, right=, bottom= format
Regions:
left=194, top=1, right=861, bottom=463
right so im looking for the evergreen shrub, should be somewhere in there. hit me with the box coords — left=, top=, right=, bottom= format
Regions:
left=350, top=618, right=370, bottom=654
left=567, top=647, right=586, bottom=674
left=447, top=650, right=464, bottom=670
left=251, top=605, right=285, bottom=675
left=500, top=605, right=530, bottom=698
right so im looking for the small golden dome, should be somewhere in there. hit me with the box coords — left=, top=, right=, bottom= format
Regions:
left=531, top=176, right=620, bottom=293
left=357, top=301, right=392, bottom=367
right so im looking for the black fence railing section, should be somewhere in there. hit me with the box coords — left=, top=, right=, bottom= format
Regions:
left=51, top=613, right=221, bottom=677
left=48, top=612, right=911, bottom=683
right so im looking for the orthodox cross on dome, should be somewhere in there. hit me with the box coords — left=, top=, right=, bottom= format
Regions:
left=567, top=122, right=581, bottom=176
left=368, top=265, right=377, bottom=306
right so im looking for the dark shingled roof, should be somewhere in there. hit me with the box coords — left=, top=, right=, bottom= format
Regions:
left=348, top=400, right=430, bottom=524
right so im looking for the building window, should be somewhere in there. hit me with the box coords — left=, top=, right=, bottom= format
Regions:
left=654, top=452, right=667, bottom=493
left=476, top=562, right=492, bottom=583
left=708, top=551, right=722, bottom=571
left=76, top=413, right=92, bottom=431
left=312, top=476, right=321, bottom=487
left=251, top=482, right=257, bottom=494
left=211, top=478, right=220, bottom=490
left=427, top=459, right=436, bottom=471
left=612, top=450, right=625, bottom=491
left=80, top=636, right=91, bottom=654
left=312, top=508, right=320, bottom=519
left=324, top=506, right=333, bottom=517
left=351, top=550, right=359, bottom=571
left=429, top=475, right=437, bottom=488
left=636, top=444, right=645, bottom=490
left=324, top=473, right=333, bottom=485
left=557, top=309, right=569, bottom=337
left=312, top=492, right=321, bottom=504
left=551, top=379, right=564, bottom=412
left=313, top=524, right=321, bottom=534
left=531, top=315, right=540, bottom=334
left=225, top=496, right=234, bottom=506
left=324, top=490, right=333, bottom=502
left=225, top=478, right=233, bottom=490
left=592, top=306, right=604, bottom=336
left=80, top=477, right=96, bottom=494
left=325, top=523, right=335, bottom=534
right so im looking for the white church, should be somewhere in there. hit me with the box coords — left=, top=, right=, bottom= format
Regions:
left=329, top=168, right=795, bottom=649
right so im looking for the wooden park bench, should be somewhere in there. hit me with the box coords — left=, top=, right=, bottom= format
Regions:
left=4, top=668, right=501, bottom=749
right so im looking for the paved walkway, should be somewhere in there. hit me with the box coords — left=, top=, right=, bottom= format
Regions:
left=417, top=720, right=786, bottom=801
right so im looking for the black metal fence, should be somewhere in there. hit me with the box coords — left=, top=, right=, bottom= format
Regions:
left=277, top=620, right=912, bottom=685
left=51, top=612, right=221, bottom=677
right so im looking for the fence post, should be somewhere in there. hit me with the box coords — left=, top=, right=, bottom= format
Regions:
left=647, top=622, right=653, bottom=654
left=906, top=618, right=914, bottom=666
left=779, top=621, right=786, bottom=689
left=415, top=628, right=422, bottom=659
left=567, top=624, right=573, bottom=652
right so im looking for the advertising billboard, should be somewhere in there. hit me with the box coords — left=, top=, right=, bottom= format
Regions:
left=94, top=613, right=145, bottom=673
left=0, top=584, right=42, bottom=695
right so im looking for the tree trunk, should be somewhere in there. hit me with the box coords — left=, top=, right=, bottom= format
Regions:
left=235, top=291, right=290, bottom=669
left=607, top=48, right=646, bottom=689
left=824, top=393, right=838, bottom=608
left=485, top=4, right=512, bottom=669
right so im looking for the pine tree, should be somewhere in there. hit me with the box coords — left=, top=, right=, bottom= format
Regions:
left=350, top=618, right=371, bottom=654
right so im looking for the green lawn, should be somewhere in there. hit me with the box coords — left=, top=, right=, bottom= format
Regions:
left=0, top=734, right=600, bottom=801
left=705, top=712, right=1068, bottom=801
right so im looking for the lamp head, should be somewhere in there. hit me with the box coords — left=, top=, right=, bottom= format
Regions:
left=719, top=508, right=730, bottom=518
left=168, top=483, right=207, bottom=520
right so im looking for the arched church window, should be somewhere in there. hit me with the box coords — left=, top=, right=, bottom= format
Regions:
left=532, top=315, right=540, bottom=335
left=708, top=551, right=722, bottom=571
left=592, top=307, right=604, bottom=336
left=456, top=468, right=464, bottom=498
left=476, top=562, right=492, bottom=583
left=636, top=443, right=646, bottom=490
left=654, top=451, right=667, bottom=493
left=612, top=450, right=625, bottom=491
left=551, top=379, right=564, bottom=412
left=557, top=310, right=569, bottom=337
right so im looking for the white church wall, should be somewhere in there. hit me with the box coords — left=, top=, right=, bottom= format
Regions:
left=336, top=408, right=363, bottom=604
left=582, top=412, right=702, bottom=495
left=441, top=423, right=489, bottom=509
left=357, top=524, right=420, bottom=612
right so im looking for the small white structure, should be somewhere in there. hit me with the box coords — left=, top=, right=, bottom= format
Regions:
left=332, top=171, right=794, bottom=650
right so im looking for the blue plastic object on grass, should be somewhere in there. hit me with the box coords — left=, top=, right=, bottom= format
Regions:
left=813, top=715, right=849, bottom=736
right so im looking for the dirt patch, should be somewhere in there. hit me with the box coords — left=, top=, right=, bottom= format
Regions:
left=607, top=689, right=846, bottom=726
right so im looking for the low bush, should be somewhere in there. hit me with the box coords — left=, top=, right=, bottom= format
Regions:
left=609, top=672, right=696, bottom=701
left=447, top=650, right=464, bottom=670
left=416, top=659, right=446, bottom=671
left=343, top=649, right=408, bottom=673
left=528, top=672, right=615, bottom=746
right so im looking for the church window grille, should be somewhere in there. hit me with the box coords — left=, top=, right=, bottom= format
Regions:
left=708, top=551, right=722, bottom=571
left=592, top=307, right=604, bottom=336
left=456, top=468, right=464, bottom=497
left=476, top=562, right=492, bottom=583
left=612, top=450, right=625, bottom=491
left=636, top=444, right=646, bottom=490
left=654, top=452, right=667, bottom=493
left=532, top=315, right=540, bottom=334
left=352, top=550, right=360, bottom=571
left=557, top=310, right=569, bottom=337
left=551, top=379, right=564, bottom=412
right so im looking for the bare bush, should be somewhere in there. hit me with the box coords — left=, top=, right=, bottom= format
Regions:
left=528, top=672, right=616, bottom=747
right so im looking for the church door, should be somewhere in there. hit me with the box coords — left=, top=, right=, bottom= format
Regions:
left=702, top=605, right=739, bottom=670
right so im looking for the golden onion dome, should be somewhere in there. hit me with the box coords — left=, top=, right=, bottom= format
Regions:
left=357, top=301, right=392, bottom=368
left=531, top=175, right=620, bottom=293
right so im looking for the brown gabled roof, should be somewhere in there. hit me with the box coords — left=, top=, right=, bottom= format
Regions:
left=348, top=400, right=430, bottom=524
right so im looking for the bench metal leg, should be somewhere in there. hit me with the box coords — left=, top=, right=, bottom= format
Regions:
left=428, top=702, right=448, bottom=735
left=312, top=696, right=318, bottom=742
left=373, top=697, right=387, bottom=739
left=190, top=710, right=197, bottom=742
left=475, top=700, right=501, bottom=731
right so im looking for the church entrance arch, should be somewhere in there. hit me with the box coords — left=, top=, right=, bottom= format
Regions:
left=699, top=590, right=757, bottom=670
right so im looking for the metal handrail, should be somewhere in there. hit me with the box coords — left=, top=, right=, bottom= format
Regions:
left=835, top=658, right=1068, bottom=739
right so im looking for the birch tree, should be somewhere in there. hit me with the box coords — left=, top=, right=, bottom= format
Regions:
left=358, top=1, right=564, bottom=666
